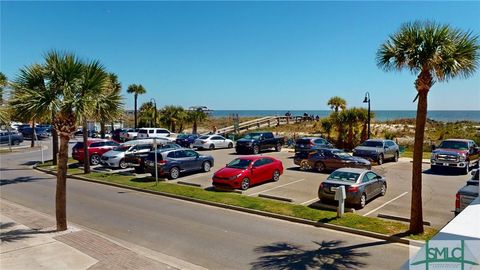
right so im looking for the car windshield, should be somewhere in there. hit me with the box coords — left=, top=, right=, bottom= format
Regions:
left=438, top=141, right=468, bottom=150
left=333, top=150, right=351, bottom=158
left=327, top=171, right=360, bottom=182
left=227, top=158, right=252, bottom=169
left=199, top=136, right=209, bottom=139
left=113, top=146, right=130, bottom=152
left=360, top=141, right=383, bottom=147
left=243, top=133, right=262, bottom=140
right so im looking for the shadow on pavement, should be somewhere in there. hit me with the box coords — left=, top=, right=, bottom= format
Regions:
left=0, top=176, right=50, bottom=186
left=422, top=168, right=465, bottom=176
left=0, top=224, right=56, bottom=243
left=251, top=240, right=388, bottom=270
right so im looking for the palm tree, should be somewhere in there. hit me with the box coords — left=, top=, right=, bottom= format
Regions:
left=0, top=72, right=7, bottom=105
left=320, top=117, right=333, bottom=141
left=344, top=108, right=360, bottom=150
left=331, top=111, right=348, bottom=149
left=356, top=108, right=373, bottom=143
left=377, top=21, right=479, bottom=233
left=187, top=107, right=208, bottom=134
left=126, top=84, right=146, bottom=129
left=327, top=96, right=347, bottom=112
left=159, top=105, right=185, bottom=132
left=138, top=101, right=157, bottom=127
left=95, top=72, right=123, bottom=139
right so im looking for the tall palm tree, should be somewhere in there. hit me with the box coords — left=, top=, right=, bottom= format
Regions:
left=95, top=72, right=123, bottom=139
left=187, top=107, right=208, bottom=134
left=126, top=84, right=146, bottom=129
left=327, top=96, right=347, bottom=112
left=377, top=21, right=479, bottom=233
left=0, top=72, right=7, bottom=105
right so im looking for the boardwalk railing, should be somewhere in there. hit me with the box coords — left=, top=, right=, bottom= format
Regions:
left=208, top=115, right=304, bottom=135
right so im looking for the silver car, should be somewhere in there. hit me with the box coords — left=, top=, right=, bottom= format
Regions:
left=318, top=168, right=387, bottom=208
left=193, top=135, right=234, bottom=150
left=101, top=142, right=153, bottom=169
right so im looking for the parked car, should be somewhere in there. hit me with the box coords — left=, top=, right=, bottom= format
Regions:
left=352, top=139, right=399, bottom=165
left=119, top=128, right=139, bottom=141
left=235, top=132, right=284, bottom=154
left=21, top=127, right=50, bottom=139
left=175, top=134, right=200, bottom=148
left=193, top=135, right=234, bottom=150
left=137, top=128, right=173, bottom=140
left=0, top=131, right=23, bottom=145
left=455, top=169, right=479, bottom=215
left=111, top=128, right=127, bottom=142
left=144, top=148, right=214, bottom=179
left=13, top=124, right=30, bottom=132
left=212, top=156, right=284, bottom=190
left=74, top=128, right=99, bottom=138
left=294, top=148, right=371, bottom=172
left=72, top=139, right=120, bottom=165
left=318, top=168, right=387, bottom=208
left=36, top=124, right=52, bottom=133
left=431, top=139, right=480, bottom=174
left=100, top=140, right=154, bottom=169
left=125, top=141, right=182, bottom=173
left=294, top=137, right=334, bottom=154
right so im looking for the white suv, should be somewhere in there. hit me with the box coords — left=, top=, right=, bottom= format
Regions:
left=137, top=128, right=174, bottom=140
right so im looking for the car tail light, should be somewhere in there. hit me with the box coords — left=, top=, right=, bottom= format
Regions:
left=308, top=141, right=314, bottom=146
left=347, top=186, right=359, bottom=192
left=158, top=160, right=167, bottom=165
left=455, top=193, right=460, bottom=209
left=319, top=183, right=324, bottom=190
left=201, top=140, right=206, bottom=144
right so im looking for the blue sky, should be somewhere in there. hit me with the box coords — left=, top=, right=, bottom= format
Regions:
left=1, top=1, right=479, bottom=111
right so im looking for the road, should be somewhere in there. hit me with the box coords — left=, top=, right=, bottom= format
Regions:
left=0, top=140, right=411, bottom=269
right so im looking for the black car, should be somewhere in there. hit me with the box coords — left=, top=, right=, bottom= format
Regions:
left=294, top=148, right=371, bottom=172
left=235, top=132, right=284, bottom=154
left=175, top=134, right=200, bottom=148
left=352, top=139, right=399, bottom=165
left=294, top=137, right=334, bottom=153
left=144, top=148, right=214, bottom=179
left=125, top=142, right=182, bottom=173
left=21, top=127, right=50, bottom=139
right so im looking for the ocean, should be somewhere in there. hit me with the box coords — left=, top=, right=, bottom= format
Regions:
left=210, top=110, right=480, bottom=122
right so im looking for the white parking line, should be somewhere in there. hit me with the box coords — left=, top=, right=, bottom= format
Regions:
left=248, top=178, right=305, bottom=197
left=300, top=197, right=320, bottom=205
left=362, top=192, right=408, bottom=216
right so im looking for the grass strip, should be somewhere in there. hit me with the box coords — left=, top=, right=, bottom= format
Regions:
left=40, top=162, right=438, bottom=241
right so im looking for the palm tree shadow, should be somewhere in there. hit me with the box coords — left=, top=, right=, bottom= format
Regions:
left=0, top=222, right=56, bottom=243
left=0, top=176, right=49, bottom=186
left=251, top=240, right=390, bottom=270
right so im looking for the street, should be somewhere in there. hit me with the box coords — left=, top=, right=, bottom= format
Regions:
left=1, top=139, right=411, bottom=269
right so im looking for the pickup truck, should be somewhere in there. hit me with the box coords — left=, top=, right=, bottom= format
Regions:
left=431, top=139, right=480, bottom=174
left=235, top=132, right=284, bottom=154
left=119, top=128, right=139, bottom=141
left=455, top=169, right=479, bottom=215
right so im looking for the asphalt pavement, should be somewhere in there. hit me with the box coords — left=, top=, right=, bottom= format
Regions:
left=1, top=139, right=413, bottom=269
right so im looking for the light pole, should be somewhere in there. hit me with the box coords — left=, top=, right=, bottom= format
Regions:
left=150, top=98, right=157, bottom=127
left=363, top=92, right=371, bottom=139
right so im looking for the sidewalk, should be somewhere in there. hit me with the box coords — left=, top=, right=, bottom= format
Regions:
left=0, top=200, right=203, bottom=270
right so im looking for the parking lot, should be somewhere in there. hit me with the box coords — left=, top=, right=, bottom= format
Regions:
left=106, top=147, right=468, bottom=229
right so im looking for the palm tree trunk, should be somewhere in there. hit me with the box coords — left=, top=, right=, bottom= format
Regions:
left=134, top=94, right=138, bottom=129
left=409, top=89, right=428, bottom=234
left=192, top=121, right=197, bottom=134
left=52, top=111, right=59, bottom=165
left=83, top=120, right=90, bottom=174
left=100, top=121, right=106, bottom=139
left=31, top=119, right=36, bottom=147
left=56, top=133, right=69, bottom=231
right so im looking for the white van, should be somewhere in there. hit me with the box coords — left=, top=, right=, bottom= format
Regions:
left=137, top=128, right=174, bottom=140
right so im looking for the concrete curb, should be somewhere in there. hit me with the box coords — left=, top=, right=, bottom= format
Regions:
left=310, top=202, right=356, bottom=213
left=177, top=181, right=202, bottom=188
left=34, top=165, right=425, bottom=247
left=258, top=194, right=294, bottom=202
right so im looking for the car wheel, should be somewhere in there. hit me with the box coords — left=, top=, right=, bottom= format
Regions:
left=169, top=167, right=180, bottom=180
left=393, top=152, right=399, bottom=162
left=12, top=140, right=20, bottom=145
left=380, top=183, right=387, bottom=196
left=300, top=160, right=311, bottom=171
left=253, top=145, right=260, bottom=155
left=209, top=144, right=215, bottom=150
left=272, top=170, right=280, bottom=182
left=377, top=154, right=384, bottom=165
left=202, top=161, right=211, bottom=172
left=90, top=154, right=100, bottom=165
left=228, top=142, right=233, bottom=148
left=315, top=162, right=325, bottom=173
left=462, top=162, right=470, bottom=175
left=358, top=193, right=367, bottom=209
left=240, top=178, right=250, bottom=190
left=275, top=143, right=282, bottom=152
left=134, top=166, right=144, bottom=174
left=189, top=143, right=193, bottom=149
left=119, top=159, right=128, bottom=169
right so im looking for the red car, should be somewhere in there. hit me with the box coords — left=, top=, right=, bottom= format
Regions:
left=72, top=139, right=120, bottom=165
left=212, top=156, right=284, bottom=190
